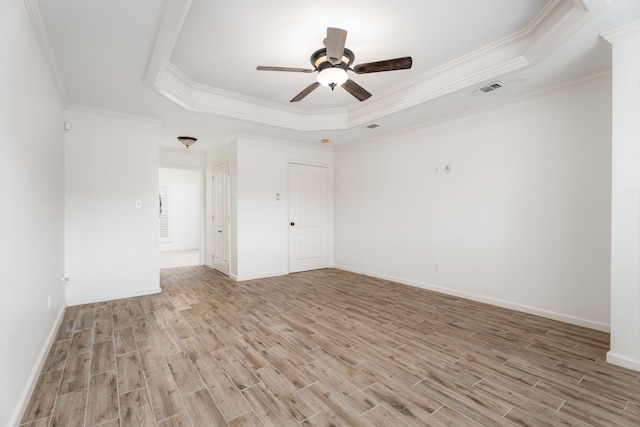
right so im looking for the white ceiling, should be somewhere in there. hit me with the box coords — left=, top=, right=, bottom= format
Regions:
left=170, top=0, right=544, bottom=109
left=35, top=0, right=640, bottom=151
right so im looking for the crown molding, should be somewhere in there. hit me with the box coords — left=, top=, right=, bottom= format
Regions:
left=335, top=70, right=612, bottom=154
left=144, top=0, right=610, bottom=132
left=525, top=0, right=608, bottom=63
left=23, top=0, right=68, bottom=105
left=157, top=63, right=349, bottom=131
left=347, top=55, right=531, bottom=129
left=234, top=132, right=335, bottom=151
left=601, top=20, right=640, bottom=44
left=66, top=104, right=164, bottom=125
left=143, top=0, right=193, bottom=88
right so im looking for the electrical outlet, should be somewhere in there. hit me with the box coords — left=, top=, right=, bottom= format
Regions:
left=48, top=295, right=52, bottom=310
left=435, top=262, right=441, bottom=272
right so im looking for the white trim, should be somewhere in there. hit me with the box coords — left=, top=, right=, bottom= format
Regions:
left=23, top=0, right=69, bottom=105
left=231, top=132, right=334, bottom=152
left=158, top=64, right=349, bottom=131
left=205, top=133, right=237, bottom=156
left=65, top=287, right=161, bottom=307
left=334, top=71, right=611, bottom=153
left=606, top=351, right=640, bottom=372
left=601, top=19, right=640, bottom=44
left=335, top=264, right=610, bottom=333
left=235, top=271, right=289, bottom=282
left=66, top=104, right=164, bottom=125
left=144, top=0, right=193, bottom=88
left=210, top=161, right=231, bottom=275
left=11, top=304, right=66, bottom=427
left=143, top=0, right=607, bottom=132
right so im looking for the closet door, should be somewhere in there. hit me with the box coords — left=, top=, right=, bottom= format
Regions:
left=289, top=163, right=329, bottom=273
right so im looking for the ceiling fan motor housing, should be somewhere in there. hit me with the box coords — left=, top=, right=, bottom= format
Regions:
left=310, top=47, right=355, bottom=71
left=311, top=48, right=354, bottom=89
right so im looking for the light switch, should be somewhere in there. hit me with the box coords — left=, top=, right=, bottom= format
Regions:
left=135, top=200, right=142, bottom=209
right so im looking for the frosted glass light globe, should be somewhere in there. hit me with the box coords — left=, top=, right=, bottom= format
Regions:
left=317, top=67, right=348, bottom=88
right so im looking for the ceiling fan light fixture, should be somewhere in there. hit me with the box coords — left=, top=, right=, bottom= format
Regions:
left=317, top=67, right=348, bottom=89
left=257, top=29, right=411, bottom=102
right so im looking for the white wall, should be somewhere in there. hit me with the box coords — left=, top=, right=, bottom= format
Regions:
left=65, top=107, right=161, bottom=305
left=236, top=136, right=334, bottom=280
left=0, top=1, right=66, bottom=425
left=159, top=167, right=202, bottom=252
left=160, top=147, right=205, bottom=169
left=608, top=30, right=640, bottom=370
left=206, top=136, right=333, bottom=281
left=335, top=76, right=612, bottom=330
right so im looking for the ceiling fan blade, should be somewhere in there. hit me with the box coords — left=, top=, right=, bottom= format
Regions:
left=342, top=79, right=372, bottom=101
left=257, top=66, right=314, bottom=73
left=325, top=27, right=347, bottom=65
left=290, top=82, right=321, bottom=102
left=353, top=57, right=413, bottom=74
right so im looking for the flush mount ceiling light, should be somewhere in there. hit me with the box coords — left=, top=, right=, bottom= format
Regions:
left=177, top=136, right=197, bottom=149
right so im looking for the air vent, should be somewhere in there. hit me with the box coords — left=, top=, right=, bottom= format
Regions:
left=365, top=123, right=380, bottom=129
left=471, top=81, right=504, bottom=95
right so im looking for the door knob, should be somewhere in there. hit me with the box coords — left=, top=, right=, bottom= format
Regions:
left=290, top=222, right=295, bottom=226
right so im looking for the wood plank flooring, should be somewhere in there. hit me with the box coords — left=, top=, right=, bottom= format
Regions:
left=20, top=266, right=640, bottom=426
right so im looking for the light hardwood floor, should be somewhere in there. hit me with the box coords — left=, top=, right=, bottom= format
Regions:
left=20, top=266, right=640, bottom=426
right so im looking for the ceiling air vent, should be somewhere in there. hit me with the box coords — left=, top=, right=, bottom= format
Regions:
left=472, top=81, right=504, bottom=95
left=365, top=123, right=380, bottom=129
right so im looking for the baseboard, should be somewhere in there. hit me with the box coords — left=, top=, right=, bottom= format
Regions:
left=11, top=304, right=66, bottom=427
left=606, top=351, right=640, bottom=372
left=334, top=264, right=610, bottom=333
left=66, top=287, right=161, bottom=307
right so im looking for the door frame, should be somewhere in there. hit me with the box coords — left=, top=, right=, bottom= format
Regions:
left=158, top=164, right=206, bottom=266
left=211, top=160, right=231, bottom=276
left=287, top=160, right=334, bottom=273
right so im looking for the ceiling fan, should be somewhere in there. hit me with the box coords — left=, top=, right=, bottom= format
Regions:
left=257, top=27, right=413, bottom=103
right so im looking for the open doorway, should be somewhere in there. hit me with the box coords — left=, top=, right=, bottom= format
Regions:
left=159, top=167, right=203, bottom=268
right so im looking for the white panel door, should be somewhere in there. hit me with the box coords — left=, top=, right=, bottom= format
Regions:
left=289, top=163, right=329, bottom=273
left=213, top=162, right=230, bottom=275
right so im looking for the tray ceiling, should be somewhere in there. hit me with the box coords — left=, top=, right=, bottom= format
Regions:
left=33, top=0, right=640, bottom=149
